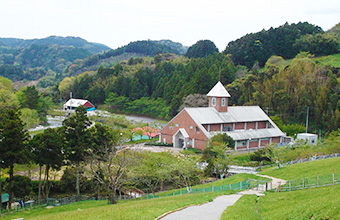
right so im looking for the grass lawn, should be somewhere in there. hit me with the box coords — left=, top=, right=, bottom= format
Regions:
left=157, top=173, right=270, bottom=196
left=259, top=157, right=340, bottom=180
left=1, top=191, right=235, bottom=220
left=222, top=184, right=340, bottom=220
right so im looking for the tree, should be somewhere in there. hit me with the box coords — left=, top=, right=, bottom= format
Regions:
left=17, top=86, right=40, bottom=109
left=4, top=175, right=32, bottom=201
left=30, top=128, right=64, bottom=202
left=171, top=155, right=202, bottom=191
left=63, top=106, right=92, bottom=197
left=136, top=151, right=174, bottom=194
left=20, top=108, right=40, bottom=129
left=89, top=126, right=136, bottom=204
left=0, top=89, right=18, bottom=112
left=294, top=33, right=339, bottom=56
left=0, top=108, right=29, bottom=208
left=210, top=144, right=231, bottom=179
left=185, top=40, right=219, bottom=58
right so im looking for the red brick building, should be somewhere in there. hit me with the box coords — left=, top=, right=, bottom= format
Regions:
left=159, top=81, right=285, bottom=151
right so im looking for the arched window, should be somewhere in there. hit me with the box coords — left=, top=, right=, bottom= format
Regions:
left=212, top=97, right=216, bottom=106
left=221, top=98, right=226, bottom=106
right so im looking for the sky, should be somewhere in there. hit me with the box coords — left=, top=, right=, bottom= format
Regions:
left=0, top=0, right=339, bottom=51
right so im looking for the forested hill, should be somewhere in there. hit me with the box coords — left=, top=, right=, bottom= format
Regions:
left=65, top=40, right=187, bottom=76
left=224, top=22, right=339, bottom=68
left=0, top=36, right=111, bottom=54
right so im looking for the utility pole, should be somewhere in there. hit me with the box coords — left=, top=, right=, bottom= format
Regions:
left=305, top=106, right=309, bottom=133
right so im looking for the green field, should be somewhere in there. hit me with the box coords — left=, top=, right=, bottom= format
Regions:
left=222, top=184, right=340, bottom=220
left=259, top=157, right=340, bottom=180
left=1, top=191, right=234, bottom=220
left=157, top=173, right=270, bottom=196
left=314, top=53, right=340, bottom=68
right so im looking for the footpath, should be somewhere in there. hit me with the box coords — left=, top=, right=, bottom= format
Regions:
left=158, top=174, right=286, bottom=220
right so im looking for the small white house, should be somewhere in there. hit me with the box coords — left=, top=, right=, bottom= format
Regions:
left=296, top=133, right=318, bottom=145
left=63, top=98, right=95, bottom=111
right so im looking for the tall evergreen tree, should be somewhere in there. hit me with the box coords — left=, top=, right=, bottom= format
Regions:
left=0, top=108, right=29, bottom=208
left=62, top=106, right=92, bottom=197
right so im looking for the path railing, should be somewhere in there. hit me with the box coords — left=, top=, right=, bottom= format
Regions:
left=268, top=173, right=340, bottom=192
left=142, top=180, right=248, bottom=199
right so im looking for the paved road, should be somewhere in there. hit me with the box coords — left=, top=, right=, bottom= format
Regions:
left=160, top=194, right=243, bottom=220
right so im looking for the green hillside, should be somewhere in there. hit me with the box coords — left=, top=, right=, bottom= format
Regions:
left=314, top=53, right=340, bottom=67
left=260, top=157, right=340, bottom=180
left=65, top=40, right=187, bottom=76
left=222, top=184, right=340, bottom=220
left=0, top=36, right=111, bottom=54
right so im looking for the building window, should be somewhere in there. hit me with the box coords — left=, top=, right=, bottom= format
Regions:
left=195, top=126, right=200, bottom=134
left=175, top=123, right=179, bottom=127
left=212, top=97, right=216, bottom=106
left=237, top=141, right=247, bottom=147
left=189, top=126, right=193, bottom=129
left=221, top=98, right=226, bottom=107
left=223, top=126, right=232, bottom=132
left=169, top=123, right=174, bottom=130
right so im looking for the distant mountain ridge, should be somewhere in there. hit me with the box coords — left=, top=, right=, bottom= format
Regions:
left=0, top=36, right=111, bottom=54
left=65, top=39, right=188, bottom=76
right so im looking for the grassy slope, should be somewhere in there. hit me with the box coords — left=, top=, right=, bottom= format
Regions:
left=222, top=184, right=340, bottom=220
left=1, top=173, right=268, bottom=220
left=259, top=157, right=340, bottom=180
left=1, top=191, right=234, bottom=220
left=157, top=173, right=270, bottom=196
left=314, top=53, right=340, bottom=68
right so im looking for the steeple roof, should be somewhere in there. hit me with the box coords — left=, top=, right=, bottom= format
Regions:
left=207, top=81, right=231, bottom=97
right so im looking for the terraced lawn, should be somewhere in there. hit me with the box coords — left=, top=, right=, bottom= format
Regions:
left=222, top=184, right=340, bottom=220
left=259, top=157, right=340, bottom=180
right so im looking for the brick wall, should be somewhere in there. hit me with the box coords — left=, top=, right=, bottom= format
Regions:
left=159, top=109, right=208, bottom=148
left=246, top=122, right=256, bottom=130
left=235, top=122, right=245, bottom=130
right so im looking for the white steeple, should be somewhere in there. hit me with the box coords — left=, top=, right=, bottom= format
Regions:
left=207, top=81, right=231, bottom=97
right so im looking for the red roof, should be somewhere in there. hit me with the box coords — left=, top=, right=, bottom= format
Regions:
left=132, top=126, right=159, bottom=138
left=83, top=101, right=94, bottom=108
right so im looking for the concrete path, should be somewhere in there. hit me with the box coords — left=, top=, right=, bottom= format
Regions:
left=256, top=174, right=287, bottom=191
left=159, top=174, right=286, bottom=220
left=160, top=194, right=243, bottom=220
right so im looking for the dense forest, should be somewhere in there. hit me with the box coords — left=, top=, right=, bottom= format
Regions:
left=224, top=22, right=339, bottom=68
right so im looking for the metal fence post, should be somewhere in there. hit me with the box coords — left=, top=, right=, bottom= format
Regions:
left=333, top=173, right=335, bottom=185
left=240, top=181, right=242, bottom=190
left=303, top=178, right=305, bottom=188
left=317, top=176, right=319, bottom=187
left=289, top=181, right=291, bottom=191
left=212, top=186, right=214, bottom=192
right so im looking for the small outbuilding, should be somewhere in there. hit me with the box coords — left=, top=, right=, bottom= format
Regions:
left=296, top=133, right=318, bottom=145
left=63, top=98, right=95, bottom=111
left=1, top=193, right=9, bottom=209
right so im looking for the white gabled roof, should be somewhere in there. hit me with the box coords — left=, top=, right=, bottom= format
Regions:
left=185, top=106, right=270, bottom=124
left=175, top=128, right=189, bottom=138
left=208, top=128, right=285, bottom=141
left=206, top=81, right=231, bottom=97
left=64, top=98, right=90, bottom=108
